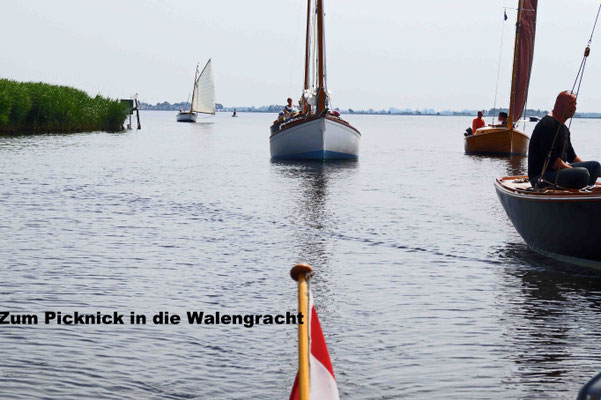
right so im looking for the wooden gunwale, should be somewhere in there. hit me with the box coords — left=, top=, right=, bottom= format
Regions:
left=465, top=127, right=529, bottom=155
left=470, top=127, right=528, bottom=139
left=496, top=177, right=601, bottom=201
left=270, top=114, right=360, bottom=138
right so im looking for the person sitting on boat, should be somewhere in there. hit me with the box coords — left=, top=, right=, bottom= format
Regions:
left=528, top=90, right=601, bottom=189
left=277, top=98, right=299, bottom=122
left=472, top=111, right=485, bottom=133
left=489, top=112, right=508, bottom=127
left=283, top=98, right=298, bottom=116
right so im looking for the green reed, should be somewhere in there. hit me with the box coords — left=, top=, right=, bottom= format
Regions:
left=0, top=79, right=130, bottom=133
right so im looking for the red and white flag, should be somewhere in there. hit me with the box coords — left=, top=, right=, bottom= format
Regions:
left=290, top=293, right=340, bottom=400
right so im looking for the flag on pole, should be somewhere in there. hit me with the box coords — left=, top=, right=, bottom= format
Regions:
left=290, top=293, right=340, bottom=400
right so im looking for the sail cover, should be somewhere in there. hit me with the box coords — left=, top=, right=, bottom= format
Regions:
left=192, top=59, right=215, bottom=114
left=511, top=0, right=537, bottom=122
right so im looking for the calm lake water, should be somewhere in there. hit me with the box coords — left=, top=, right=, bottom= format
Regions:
left=2, top=111, right=601, bottom=399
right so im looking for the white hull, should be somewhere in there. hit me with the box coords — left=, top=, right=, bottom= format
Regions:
left=270, top=117, right=360, bottom=160
left=176, top=112, right=197, bottom=122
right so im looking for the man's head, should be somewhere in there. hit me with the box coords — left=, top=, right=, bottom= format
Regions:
left=287, top=97, right=293, bottom=106
left=498, top=112, right=508, bottom=122
left=477, top=111, right=483, bottom=118
left=553, top=91, right=577, bottom=122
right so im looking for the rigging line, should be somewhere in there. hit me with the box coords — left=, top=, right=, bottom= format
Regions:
left=504, top=7, right=535, bottom=11
left=492, top=8, right=507, bottom=124
left=322, top=6, right=329, bottom=109
left=588, top=3, right=601, bottom=43
left=311, top=3, right=317, bottom=91
left=291, top=1, right=304, bottom=95
left=534, top=122, right=562, bottom=189
left=522, top=99, right=527, bottom=131
left=541, top=3, right=601, bottom=187
left=571, top=3, right=600, bottom=94
left=560, top=4, right=601, bottom=182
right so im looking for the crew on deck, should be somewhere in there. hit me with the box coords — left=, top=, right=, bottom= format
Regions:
left=489, top=112, right=508, bottom=127
left=282, top=98, right=298, bottom=116
left=275, top=97, right=300, bottom=125
left=528, top=91, right=601, bottom=189
left=472, top=111, right=485, bottom=133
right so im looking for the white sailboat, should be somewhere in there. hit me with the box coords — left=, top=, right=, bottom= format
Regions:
left=269, top=0, right=360, bottom=160
left=176, top=59, right=215, bottom=122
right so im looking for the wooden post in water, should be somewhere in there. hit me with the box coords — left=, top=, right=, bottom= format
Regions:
left=120, top=97, right=141, bottom=130
left=135, top=99, right=141, bottom=130
left=290, top=263, right=313, bottom=400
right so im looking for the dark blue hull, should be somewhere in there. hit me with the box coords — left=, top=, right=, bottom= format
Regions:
left=495, top=179, right=601, bottom=264
left=271, top=150, right=358, bottom=161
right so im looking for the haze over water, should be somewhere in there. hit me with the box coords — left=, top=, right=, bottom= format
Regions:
left=2, top=112, right=601, bottom=399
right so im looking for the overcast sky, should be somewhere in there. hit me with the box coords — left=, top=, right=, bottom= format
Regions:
left=2, top=0, right=601, bottom=111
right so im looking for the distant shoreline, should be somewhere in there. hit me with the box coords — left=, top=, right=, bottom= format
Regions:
left=138, top=105, right=601, bottom=119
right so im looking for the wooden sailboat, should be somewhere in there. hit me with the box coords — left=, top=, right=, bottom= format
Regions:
left=495, top=2, right=601, bottom=269
left=495, top=177, right=601, bottom=269
left=465, top=0, right=537, bottom=156
left=269, top=0, right=360, bottom=160
left=176, top=59, right=215, bottom=122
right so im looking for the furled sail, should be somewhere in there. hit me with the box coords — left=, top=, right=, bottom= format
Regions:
left=510, top=0, right=537, bottom=122
left=191, top=59, right=215, bottom=115
left=301, top=0, right=330, bottom=112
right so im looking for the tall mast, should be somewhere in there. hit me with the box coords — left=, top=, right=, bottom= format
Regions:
left=303, top=0, right=311, bottom=91
left=507, top=0, right=523, bottom=129
left=189, top=64, right=199, bottom=113
left=316, top=0, right=326, bottom=113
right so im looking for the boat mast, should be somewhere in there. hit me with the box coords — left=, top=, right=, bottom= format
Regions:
left=507, top=0, right=523, bottom=129
left=316, top=0, right=326, bottom=114
left=304, top=0, right=311, bottom=92
left=189, top=64, right=199, bottom=113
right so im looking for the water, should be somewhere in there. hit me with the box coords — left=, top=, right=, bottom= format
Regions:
left=1, top=112, right=601, bottom=399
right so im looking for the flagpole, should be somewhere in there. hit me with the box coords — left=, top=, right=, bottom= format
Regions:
left=291, top=263, right=313, bottom=400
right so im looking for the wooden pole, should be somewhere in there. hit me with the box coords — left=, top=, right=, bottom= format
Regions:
left=316, top=0, right=325, bottom=113
left=507, top=0, right=524, bottom=129
left=304, top=0, right=312, bottom=91
left=189, top=64, right=199, bottom=113
left=135, top=99, right=141, bottom=130
left=290, top=263, right=313, bottom=400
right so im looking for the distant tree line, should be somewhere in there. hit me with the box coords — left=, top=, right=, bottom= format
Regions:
left=137, top=101, right=601, bottom=118
left=484, top=107, right=600, bottom=119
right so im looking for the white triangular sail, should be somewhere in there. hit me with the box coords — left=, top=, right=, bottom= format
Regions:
left=191, top=59, right=215, bottom=115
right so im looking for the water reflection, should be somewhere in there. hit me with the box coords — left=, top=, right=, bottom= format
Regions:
left=494, top=242, right=601, bottom=394
left=466, top=154, right=527, bottom=176
left=271, top=160, right=358, bottom=267
left=505, top=156, right=527, bottom=176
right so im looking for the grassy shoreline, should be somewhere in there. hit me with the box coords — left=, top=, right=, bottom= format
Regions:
left=0, top=79, right=129, bottom=134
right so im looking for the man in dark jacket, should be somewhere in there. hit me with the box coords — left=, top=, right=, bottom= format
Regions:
left=528, top=91, right=600, bottom=188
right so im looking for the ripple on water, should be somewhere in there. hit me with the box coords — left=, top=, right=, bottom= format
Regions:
left=2, top=114, right=601, bottom=398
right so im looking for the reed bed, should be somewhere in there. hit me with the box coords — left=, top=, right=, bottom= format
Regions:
left=0, top=79, right=130, bottom=133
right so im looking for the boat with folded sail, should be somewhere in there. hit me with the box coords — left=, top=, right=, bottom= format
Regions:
left=465, top=0, right=536, bottom=156
left=269, top=0, right=360, bottom=160
left=495, top=3, right=601, bottom=269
